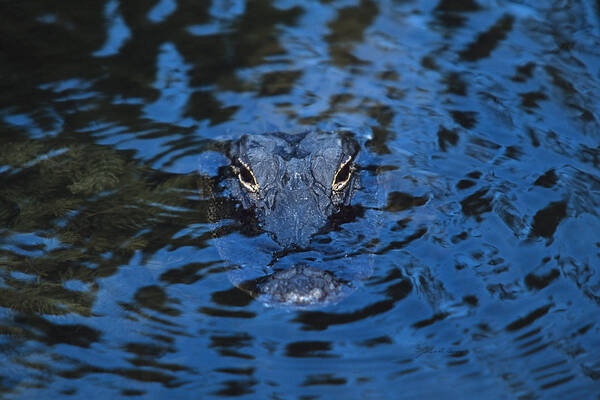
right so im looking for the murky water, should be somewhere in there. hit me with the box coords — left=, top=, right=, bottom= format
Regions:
left=1, top=0, right=599, bottom=398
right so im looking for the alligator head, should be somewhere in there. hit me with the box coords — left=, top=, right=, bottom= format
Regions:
left=222, top=131, right=362, bottom=307
left=228, top=131, right=359, bottom=248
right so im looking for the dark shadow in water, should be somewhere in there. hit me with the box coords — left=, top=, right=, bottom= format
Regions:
left=293, top=270, right=413, bottom=331
left=459, top=14, right=514, bottom=61
left=326, top=0, right=378, bottom=66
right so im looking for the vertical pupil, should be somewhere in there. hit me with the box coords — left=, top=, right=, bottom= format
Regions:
left=334, top=163, right=350, bottom=184
left=240, top=166, right=255, bottom=185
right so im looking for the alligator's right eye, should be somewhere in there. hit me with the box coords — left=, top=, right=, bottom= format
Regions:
left=332, top=155, right=354, bottom=192
left=236, top=159, right=259, bottom=193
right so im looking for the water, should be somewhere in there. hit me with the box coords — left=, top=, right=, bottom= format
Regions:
left=1, top=0, right=600, bottom=398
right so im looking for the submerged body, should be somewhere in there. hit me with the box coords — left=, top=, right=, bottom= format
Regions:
left=222, top=131, right=363, bottom=306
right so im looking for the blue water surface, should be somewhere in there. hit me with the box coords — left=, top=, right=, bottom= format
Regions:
left=1, top=0, right=599, bottom=399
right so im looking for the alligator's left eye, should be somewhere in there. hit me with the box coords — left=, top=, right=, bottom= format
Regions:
left=236, top=159, right=259, bottom=192
left=332, top=156, right=353, bottom=191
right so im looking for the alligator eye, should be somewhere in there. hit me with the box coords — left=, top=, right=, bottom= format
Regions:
left=332, top=156, right=353, bottom=191
left=236, top=158, right=259, bottom=192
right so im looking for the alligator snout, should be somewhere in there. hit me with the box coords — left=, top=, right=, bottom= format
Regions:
left=262, top=189, right=327, bottom=247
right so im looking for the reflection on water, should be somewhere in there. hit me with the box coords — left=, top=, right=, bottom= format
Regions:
left=1, top=0, right=600, bottom=398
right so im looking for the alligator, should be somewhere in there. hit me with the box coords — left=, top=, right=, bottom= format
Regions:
left=216, top=131, right=367, bottom=306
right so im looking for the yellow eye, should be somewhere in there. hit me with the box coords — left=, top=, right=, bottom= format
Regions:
left=332, top=156, right=353, bottom=191
left=236, top=158, right=259, bottom=192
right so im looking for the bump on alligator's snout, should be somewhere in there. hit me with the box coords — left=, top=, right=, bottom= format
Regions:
left=237, top=264, right=349, bottom=307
